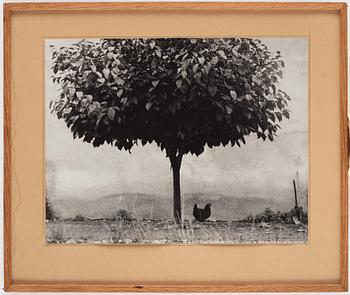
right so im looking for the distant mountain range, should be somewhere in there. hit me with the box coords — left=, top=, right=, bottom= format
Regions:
left=50, top=192, right=307, bottom=221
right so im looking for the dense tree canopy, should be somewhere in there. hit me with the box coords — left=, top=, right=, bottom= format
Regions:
left=50, top=38, right=290, bottom=159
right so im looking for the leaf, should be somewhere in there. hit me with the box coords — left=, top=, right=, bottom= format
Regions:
left=245, top=94, right=253, bottom=101
left=198, top=57, right=205, bottom=65
left=115, top=77, right=124, bottom=86
left=193, top=64, right=199, bottom=73
left=62, top=107, right=72, bottom=116
left=150, top=41, right=156, bottom=49
left=67, top=87, right=76, bottom=98
left=120, top=97, right=128, bottom=105
left=276, top=112, right=282, bottom=121
left=271, top=84, right=276, bottom=94
left=155, top=50, right=162, bottom=58
left=212, top=56, right=219, bottom=65
left=117, top=89, right=123, bottom=98
left=176, top=79, right=182, bottom=88
left=181, top=70, right=187, bottom=79
left=225, top=106, right=233, bottom=115
left=97, top=77, right=105, bottom=84
left=70, top=115, right=79, bottom=126
left=145, top=102, right=153, bottom=111
left=194, top=72, right=202, bottom=82
left=106, top=52, right=113, bottom=60
left=103, top=68, right=110, bottom=79
left=88, top=104, right=97, bottom=115
left=245, top=112, right=252, bottom=120
left=76, top=91, right=83, bottom=99
left=148, top=80, right=158, bottom=88
left=217, top=50, right=227, bottom=60
left=277, top=101, right=283, bottom=110
left=208, top=85, right=217, bottom=97
left=237, top=66, right=248, bottom=75
left=108, top=108, right=115, bottom=120
left=252, top=76, right=262, bottom=85
left=283, top=111, right=290, bottom=119
left=230, top=90, right=237, bottom=100
left=96, top=112, right=106, bottom=126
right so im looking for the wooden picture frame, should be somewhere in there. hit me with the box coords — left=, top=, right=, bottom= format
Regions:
left=3, top=2, right=348, bottom=292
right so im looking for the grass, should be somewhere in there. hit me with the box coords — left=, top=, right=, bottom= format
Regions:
left=46, top=219, right=307, bottom=244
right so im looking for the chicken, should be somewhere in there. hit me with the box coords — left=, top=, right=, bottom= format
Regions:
left=193, top=203, right=211, bottom=222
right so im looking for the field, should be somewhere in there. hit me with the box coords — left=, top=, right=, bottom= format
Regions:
left=46, top=219, right=307, bottom=244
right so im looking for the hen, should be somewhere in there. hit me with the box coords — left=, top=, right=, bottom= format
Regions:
left=193, top=203, right=211, bottom=222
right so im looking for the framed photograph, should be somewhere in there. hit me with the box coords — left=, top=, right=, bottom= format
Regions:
left=4, top=2, right=348, bottom=292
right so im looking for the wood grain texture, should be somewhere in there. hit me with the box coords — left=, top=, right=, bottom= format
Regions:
left=339, top=3, right=348, bottom=292
left=3, top=2, right=348, bottom=293
left=3, top=3, right=12, bottom=292
left=3, top=282, right=348, bottom=293
left=2, top=2, right=346, bottom=12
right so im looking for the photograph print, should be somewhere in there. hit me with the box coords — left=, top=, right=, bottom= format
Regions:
left=45, top=37, right=308, bottom=244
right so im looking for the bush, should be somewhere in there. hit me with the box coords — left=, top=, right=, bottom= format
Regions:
left=112, top=209, right=132, bottom=221
left=73, top=214, right=85, bottom=221
left=241, top=207, right=308, bottom=224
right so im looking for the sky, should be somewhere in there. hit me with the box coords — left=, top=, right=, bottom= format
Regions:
left=45, top=37, right=308, bottom=202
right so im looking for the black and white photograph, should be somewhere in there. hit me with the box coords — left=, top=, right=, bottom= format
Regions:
left=45, top=37, right=308, bottom=244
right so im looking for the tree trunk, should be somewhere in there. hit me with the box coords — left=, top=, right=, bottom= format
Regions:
left=169, top=152, right=183, bottom=224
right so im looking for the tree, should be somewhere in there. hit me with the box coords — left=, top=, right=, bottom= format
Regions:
left=50, top=38, right=290, bottom=224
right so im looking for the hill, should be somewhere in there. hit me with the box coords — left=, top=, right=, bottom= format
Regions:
left=50, top=192, right=306, bottom=221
